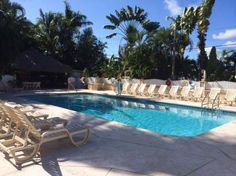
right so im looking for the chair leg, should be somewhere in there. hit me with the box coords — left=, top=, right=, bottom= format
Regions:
left=10, top=144, right=40, bottom=165
left=68, top=128, right=90, bottom=147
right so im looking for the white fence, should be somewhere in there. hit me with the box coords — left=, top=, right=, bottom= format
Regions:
left=2, top=75, right=235, bottom=91
left=87, top=77, right=236, bottom=90
left=122, top=78, right=236, bottom=90
left=205, top=81, right=236, bottom=90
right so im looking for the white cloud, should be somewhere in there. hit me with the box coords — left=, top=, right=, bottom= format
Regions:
left=212, top=28, right=236, bottom=40
left=224, top=41, right=236, bottom=47
left=164, top=0, right=183, bottom=16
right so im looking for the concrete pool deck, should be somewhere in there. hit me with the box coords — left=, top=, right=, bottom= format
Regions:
left=0, top=89, right=236, bottom=176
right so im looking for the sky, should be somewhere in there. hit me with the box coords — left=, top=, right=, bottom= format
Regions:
left=12, top=0, right=236, bottom=59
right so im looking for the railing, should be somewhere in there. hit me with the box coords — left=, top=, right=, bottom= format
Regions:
left=22, top=82, right=41, bottom=90
left=201, top=93, right=220, bottom=110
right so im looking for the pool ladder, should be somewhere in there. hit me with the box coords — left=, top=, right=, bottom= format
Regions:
left=201, top=94, right=220, bottom=111
left=201, top=107, right=221, bottom=119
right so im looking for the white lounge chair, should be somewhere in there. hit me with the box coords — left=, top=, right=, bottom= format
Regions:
left=201, top=88, right=221, bottom=109
left=155, top=85, right=167, bottom=98
left=224, top=89, right=236, bottom=106
left=0, top=104, right=90, bottom=165
left=178, top=86, right=191, bottom=100
left=4, top=102, right=48, bottom=119
left=137, top=83, right=147, bottom=95
left=121, top=82, right=130, bottom=94
left=191, top=87, right=204, bottom=101
left=144, top=84, right=157, bottom=96
left=128, top=83, right=139, bottom=95
left=169, top=86, right=179, bottom=99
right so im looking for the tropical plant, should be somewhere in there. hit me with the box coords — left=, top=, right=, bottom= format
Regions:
left=206, top=46, right=218, bottom=80
left=167, top=7, right=197, bottom=79
left=0, top=0, right=33, bottom=73
left=74, top=28, right=107, bottom=72
left=82, top=68, right=89, bottom=78
left=34, top=10, right=61, bottom=57
left=104, top=6, right=159, bottom=46
left=57, top=1, right=92, bottom=65
left=127, top=43, right=152, bottom=79
left=101, top=55, right=123, bottom=79
left=104, top=6, right=159, bottom=79
left=220, top=50, right=236, bottom=81
left=35, top=1, right=92, bottom=65
left=175, top=56, right=199, bottom=79
left=195, top=0, right=215, bottom=80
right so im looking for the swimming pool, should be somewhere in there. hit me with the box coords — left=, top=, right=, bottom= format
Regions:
left=23, top=93, right=236, bottom=136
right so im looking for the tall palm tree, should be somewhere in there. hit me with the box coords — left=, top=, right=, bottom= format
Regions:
left=58, top=1, right=92, bottom=61
left=167, top=7, right=197, bottom=79
left=195, top=0, right=215, bottom=80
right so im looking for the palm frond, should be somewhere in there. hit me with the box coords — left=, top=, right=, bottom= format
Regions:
left=106, top=33, right=117, bottom=39
left=104, top=25, right=116, bottom=30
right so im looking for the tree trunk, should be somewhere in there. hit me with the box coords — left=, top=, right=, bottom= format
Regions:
left=171, top=48, right=176, bottom=79
left=198, top=33, right=208, bottom=81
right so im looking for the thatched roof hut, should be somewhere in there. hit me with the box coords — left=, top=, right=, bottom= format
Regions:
left=14, top=49, right=72, bottom=88
left=14, top=48, right=72, bottom=73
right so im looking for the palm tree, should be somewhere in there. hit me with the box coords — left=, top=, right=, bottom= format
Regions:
left=167, top=7, right=197, bottom=79
left=195, top=0, right=215, bottom=80
left=35, top=1, right=92, bottom=65
left=0, top=0, right=33, bottom=73
left=0, top=0, right=25, bottom=18
left=58, top=1, right=92, bottom=64
left=104, top=6, right=159, bottom=78
left=35, top=10, right=60, bottom=57
left=104, top=6, right=159, bottom=46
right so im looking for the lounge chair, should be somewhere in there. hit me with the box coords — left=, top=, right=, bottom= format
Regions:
left=191, top=87, right=204, bottom=101
left=178, top=86, right=190, bottom=100
left=2, top=101, right=67, bottom=131
left=168, top=86, right=179, bottom=99
left=144, top=84, right=156, bottom=96
left=121, top=82, right=130, bottom=94
left=155, top=85, right=167, bottom=98
left=4, top=102, right=49, bottom=119
left=128, top=83, right=139, bottom=95
left=224, top=89, right=236, bottom=106
left=1, top=101, right=68, bottom=141
left=0, top=105, right=90, bottom=165
left=4, top=102, right=34, bottom=111
left=0, top=105, right=16, bottom=139
left=137, top=83, right=147, bottom=95
left=201, top=88, right=221, bottom=109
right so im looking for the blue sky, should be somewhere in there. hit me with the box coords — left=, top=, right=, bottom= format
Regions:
left=12, top=0, right=236, bottom=59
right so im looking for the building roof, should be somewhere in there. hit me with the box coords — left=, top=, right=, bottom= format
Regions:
left=14, top=49, right=72, bottom=73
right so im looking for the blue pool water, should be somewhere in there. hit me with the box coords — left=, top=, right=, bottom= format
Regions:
left=23, top=93, right=236, bottom=136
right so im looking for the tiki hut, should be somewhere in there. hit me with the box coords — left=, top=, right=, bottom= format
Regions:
left=14, top=48, right=72, bottom=88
